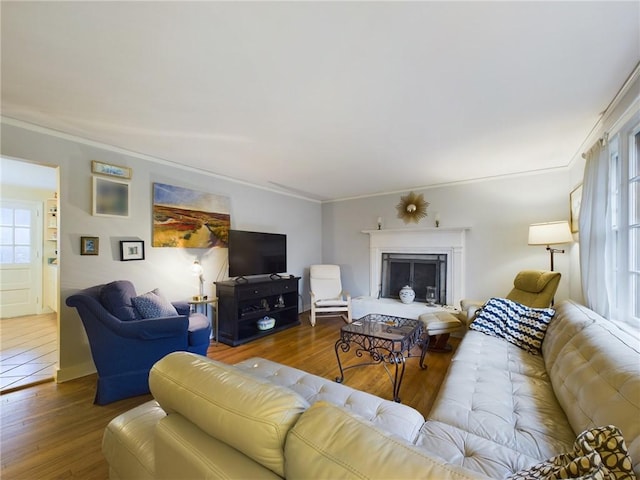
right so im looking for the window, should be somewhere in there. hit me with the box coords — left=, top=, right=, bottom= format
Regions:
left=0, top=205, right=32, bottom=264
left=607, top=120, right=640, bottom=328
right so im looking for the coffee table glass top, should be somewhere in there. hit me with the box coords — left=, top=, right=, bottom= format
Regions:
left=342, top=314, right=421, bottom=341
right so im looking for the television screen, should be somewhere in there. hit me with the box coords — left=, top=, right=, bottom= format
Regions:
left=228, top=230, right=287, bottom=278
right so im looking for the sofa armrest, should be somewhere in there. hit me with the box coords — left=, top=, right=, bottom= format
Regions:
left=150, top=352, right=309, bottom=478
left=459, top=299, right=485, bottom=325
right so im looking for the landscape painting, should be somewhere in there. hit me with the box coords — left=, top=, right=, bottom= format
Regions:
left=152, top=183, right=230, bottom=248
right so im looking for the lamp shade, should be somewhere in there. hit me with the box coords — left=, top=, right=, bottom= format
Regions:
left=191, top=260, right=203, bottom=276
left=528, top=221, right=573, bottom=246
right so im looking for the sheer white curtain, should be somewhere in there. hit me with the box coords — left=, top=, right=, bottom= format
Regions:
left=579, top=140, right=613, bottom=317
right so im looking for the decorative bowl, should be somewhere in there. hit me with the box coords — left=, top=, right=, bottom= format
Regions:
left=257, top=316, right=276, bottom=330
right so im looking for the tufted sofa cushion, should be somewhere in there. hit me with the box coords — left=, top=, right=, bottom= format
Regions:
left=427, top=300, right=640, bottom=478
left=415, top=420, right=541, bottom=479
left=427, top=330, right=577, bottom=461
left=234, top=357, right=425, bottom=443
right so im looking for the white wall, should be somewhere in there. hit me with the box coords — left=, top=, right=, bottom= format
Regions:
left=1, top=121, right=322, bottom=381
left=321, top=72, right=640, bottom=308
left=322, top=168, right=576, bottom=305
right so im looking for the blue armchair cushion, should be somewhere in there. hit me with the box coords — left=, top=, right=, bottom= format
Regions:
left=132, top=288, right=179, bottom=319
left=100, top=280, right=141, bottom=321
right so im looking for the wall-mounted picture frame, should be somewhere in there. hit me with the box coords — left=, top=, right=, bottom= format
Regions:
left=152, top=182, right=230, bottom=248
left=81, top=236, right=99, bottom=255
left=120, top=240, right=145, bottom=261
left=91, top=160, right=132, bottom=179
left=93, top=176, right=130, bottom=217
left=570, top=184, right=583, bottom=233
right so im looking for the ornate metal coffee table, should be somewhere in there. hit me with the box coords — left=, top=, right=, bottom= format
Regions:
left=334, top=313, right=425, bottom=402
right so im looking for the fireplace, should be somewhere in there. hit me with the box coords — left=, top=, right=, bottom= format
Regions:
left=381, top=253, right=447, bottom=303
left=363, top=227, right=468, bottom=307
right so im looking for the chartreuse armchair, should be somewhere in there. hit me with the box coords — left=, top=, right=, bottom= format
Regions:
left=460, top=270, right=561, bottom=325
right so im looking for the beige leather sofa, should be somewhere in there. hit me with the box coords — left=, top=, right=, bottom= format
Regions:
left=103, top=300, right=639, bottom=479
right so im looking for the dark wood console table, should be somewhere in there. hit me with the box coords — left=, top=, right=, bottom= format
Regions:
left=215, top=276, right=300, bottom=346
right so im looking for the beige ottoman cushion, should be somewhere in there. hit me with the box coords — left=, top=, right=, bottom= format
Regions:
left=420, top=311, right=463, bottom=336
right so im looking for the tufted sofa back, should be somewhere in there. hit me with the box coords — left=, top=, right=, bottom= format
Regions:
left=234, top=357, right=425, bottom=442
left=542, top=300, right=640, bottom=477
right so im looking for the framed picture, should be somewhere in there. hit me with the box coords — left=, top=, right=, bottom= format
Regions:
left=570, top=184, right=583, bottom=233
left=120, top=240, right=145, bottom=261
left=81, top=236, right=99, bottom=255
left=152, top=182, right=230, bottom=248
left=93, top=176, right=130, bottom=217
left=91, top=160, right=132, bottom=179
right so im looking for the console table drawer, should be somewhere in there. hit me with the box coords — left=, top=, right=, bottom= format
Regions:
left=237, top=285, right=272, bottom=300
left=272, top=279, right=297, bottom=294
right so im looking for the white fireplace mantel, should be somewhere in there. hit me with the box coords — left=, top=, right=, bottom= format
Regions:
left=362, top=226, right=470, bottom=307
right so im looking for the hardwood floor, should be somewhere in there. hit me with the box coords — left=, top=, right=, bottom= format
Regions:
left=0, top=311, right=458, bottom=480
left=0, top=313, right=57, bottom=392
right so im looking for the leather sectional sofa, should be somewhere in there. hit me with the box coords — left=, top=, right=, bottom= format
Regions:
left=103, top=300, right=639, bottom=479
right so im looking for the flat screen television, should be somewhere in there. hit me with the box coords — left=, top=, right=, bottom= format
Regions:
left=228, top=230, right=287, bottom=278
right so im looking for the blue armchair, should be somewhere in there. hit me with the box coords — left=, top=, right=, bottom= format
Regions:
left=66, top=280, right=211, bottom=405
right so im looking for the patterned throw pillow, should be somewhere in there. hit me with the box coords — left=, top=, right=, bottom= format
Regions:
left=132, top=288, right=178, bottom=319
left=509, top=425, right=634, bottom=480
left=468, top=297, right=509, bottom=341
left=469, top=297, right=555, bottom=355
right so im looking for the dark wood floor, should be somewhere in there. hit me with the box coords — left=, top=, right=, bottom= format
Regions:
left=0, top=311, right=458, bottom=480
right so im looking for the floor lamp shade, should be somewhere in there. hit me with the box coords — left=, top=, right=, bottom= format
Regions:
left=528, top=221, right=573, bottom=271
left=528, top=221, right=573, bottom=246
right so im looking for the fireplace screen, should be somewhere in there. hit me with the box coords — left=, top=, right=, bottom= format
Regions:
left=380, top=253, right=447, bottom=304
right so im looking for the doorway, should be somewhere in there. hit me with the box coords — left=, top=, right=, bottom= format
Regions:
left=0, top=199, right=42, bottom=317
left=0, top=157, right=58, bottom=391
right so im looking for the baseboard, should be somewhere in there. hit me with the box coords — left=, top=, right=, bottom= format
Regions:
left=55, top=360, right=96, bottom=383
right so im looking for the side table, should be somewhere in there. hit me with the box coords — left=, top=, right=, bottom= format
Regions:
left=188, top=298, right=218, bottom=345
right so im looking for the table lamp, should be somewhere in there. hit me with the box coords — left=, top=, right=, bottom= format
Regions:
left=528, top=221, right=573, bottom=271
left=191, top=260, right=205, bottom=301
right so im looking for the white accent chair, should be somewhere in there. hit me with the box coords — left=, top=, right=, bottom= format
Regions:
left=309, top=265, right=352, bottom=327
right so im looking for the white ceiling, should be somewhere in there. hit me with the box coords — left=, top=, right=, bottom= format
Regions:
left=2, top=2, right=638, bottom=201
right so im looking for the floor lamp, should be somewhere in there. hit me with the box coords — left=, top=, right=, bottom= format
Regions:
left=528, top=221, right=573, bottom=271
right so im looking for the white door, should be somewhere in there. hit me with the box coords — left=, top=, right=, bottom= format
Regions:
left=0, top=200, right=42, bottom=318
